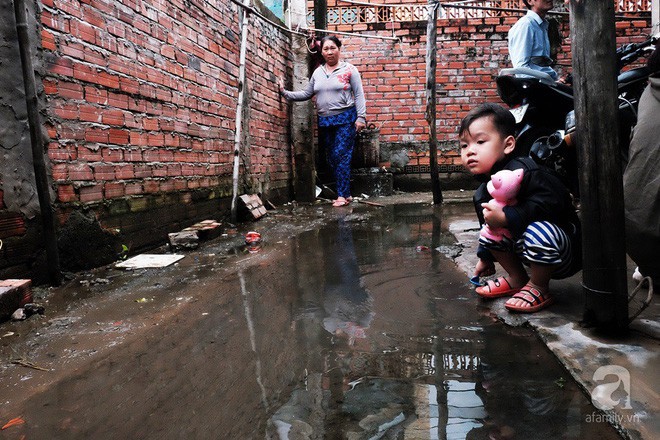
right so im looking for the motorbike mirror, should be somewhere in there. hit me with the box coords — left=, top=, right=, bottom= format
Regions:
left=530, top=56, right=555, bottom=67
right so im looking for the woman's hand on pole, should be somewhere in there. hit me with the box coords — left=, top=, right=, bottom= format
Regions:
left=277, top=78, right=284, bottom=94
left=355, top=120, right=365, bottom=132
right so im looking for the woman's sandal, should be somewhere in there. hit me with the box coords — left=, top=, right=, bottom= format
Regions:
left=332, top=197, right=351, bottom=207
left=475, top=277, right=520, bottom=298
left=505, top=284, right=554, bottom=313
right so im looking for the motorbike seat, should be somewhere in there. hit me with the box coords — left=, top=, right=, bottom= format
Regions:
left=618, top=66, right=651, bottom=88
left=499, top=67, right=556, bottom=86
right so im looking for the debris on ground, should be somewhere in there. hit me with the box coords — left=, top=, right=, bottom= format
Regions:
left=11, top=308, right=25, bottom=321
left=169, top=219, right=223, bottom=250
left=0, top=279, right=33, bottom=320
left=168, top=230, right=199, bottom=250
left=11, top=357, right=49, bottom=372
left=1, top=417, right=25, bottom=430
left=183, top=219, right=223, bottom=241
left=238, top=194, right=267, bottom=220
left=115, top=254, right=185, bottom=269
left=80, top=278, right=110, bottom=286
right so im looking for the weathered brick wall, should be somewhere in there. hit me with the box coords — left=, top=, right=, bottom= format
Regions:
left=43, top=0, right=290, bottom=205
left=0, top=0, right=652, bottom=279
left=314, top=1, right=652, bottom=176
left=1, top=0, right=292, bottom=276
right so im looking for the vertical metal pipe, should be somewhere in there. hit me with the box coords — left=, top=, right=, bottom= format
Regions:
left=13, top=0, right=61, bottom=285
left=231, top=0, right=251, bottom=223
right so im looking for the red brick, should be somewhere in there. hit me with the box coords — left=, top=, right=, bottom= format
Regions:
left=68, top=163, right=94, bottom=180
left=85, top=127, right=108, bottom=143
left=0, top=279, right=32, bottom=318
left=79, top=184, right=104, bottom=202
left=57, top=184, right=78, bottom=203
left=104, top=182, right=125, bottom=198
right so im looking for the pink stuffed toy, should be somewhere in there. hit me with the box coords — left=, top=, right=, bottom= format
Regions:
left=480, top=168, right=524, bottom=242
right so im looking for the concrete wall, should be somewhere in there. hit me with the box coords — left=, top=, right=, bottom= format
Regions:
left=0, top=0, right=44, bottom=219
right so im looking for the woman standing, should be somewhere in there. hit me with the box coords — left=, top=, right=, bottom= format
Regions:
left=279, top=36, right=367, bottom=207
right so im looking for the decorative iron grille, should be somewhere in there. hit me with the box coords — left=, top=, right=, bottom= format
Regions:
left=306, top=0, right=650, bottom=26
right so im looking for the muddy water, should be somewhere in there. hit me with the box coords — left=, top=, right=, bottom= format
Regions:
left=0, top=204, right=621, bottom=439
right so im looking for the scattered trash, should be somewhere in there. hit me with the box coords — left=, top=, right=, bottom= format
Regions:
left=0, top=279, right=33, bottom=321
left=243, top=232, right=263, bottom=253
left=115, top=254, right=185, bottom=269
left=11, top=309, right=26, bottom=321
left=79, top=278, right=110, bottom=287
left=358, top=199, right=385, bottom=207
left=11, top=357, right=49, bottom=371
left=238, top=194, right=268, bottom=220
left=135, top=298, right=151, bottom=303
left=182, top=219, right=223, bottom=241
left=168, top=230, right=199, bottom=250
left=244, top=231, right=262, bottom=244
left=415, top=245, right=430, bottom=252
left=23, top=303, right=45, bottom=317
left=2, top=332, right=15, bottom=338
left=201, top=312, right=209, bottom=316
left=1, top=417, right=25, bottom=430
left=469, top=276, right=483, bottom=287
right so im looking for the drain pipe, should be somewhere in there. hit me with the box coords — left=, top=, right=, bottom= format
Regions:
left=230, top=0, right=251, bottom=223
left=13, top=0, right=61, bottom=285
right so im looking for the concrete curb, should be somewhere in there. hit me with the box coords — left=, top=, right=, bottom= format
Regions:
left=444, top=206, right=659, bottom=440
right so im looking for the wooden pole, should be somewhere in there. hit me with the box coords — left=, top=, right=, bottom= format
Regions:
left=653, top=0, right=659, bottom=31
left=231, top=0, right=251, bottom=223
left=570, top=0, right=628, bottom=332
left=13, top=0, right=61, bottom=285
left=425, top=1, right=443, bottom=205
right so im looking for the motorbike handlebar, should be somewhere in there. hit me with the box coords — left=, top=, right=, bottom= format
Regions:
left=616, top=34, right=658, bottom=71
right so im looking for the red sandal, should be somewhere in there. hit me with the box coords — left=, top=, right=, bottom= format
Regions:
left=475, top=277, right=520, bottom=298
left=505, top=284, right=554, bottom=313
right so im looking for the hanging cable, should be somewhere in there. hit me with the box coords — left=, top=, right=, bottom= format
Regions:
left=226, top=0, right=400, bottom=41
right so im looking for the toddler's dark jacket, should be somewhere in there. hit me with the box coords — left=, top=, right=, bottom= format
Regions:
left=472, top=156, right=581, bottom=263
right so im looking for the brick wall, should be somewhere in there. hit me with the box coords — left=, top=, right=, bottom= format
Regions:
left=41, top=0, right=291, bottom=257
left=0, top=0, right=652, bottom=278
left=314, top=1, right=652, bottom=176
left=43, top=0, right=290, bottom=205
left=1, top=0, right=292, bottom=276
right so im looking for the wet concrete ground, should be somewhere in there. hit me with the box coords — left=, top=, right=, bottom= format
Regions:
left=0, top=195, right=624, bottom=439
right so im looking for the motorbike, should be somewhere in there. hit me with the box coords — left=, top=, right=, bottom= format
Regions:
left=495, top=33, right=659, bottom=194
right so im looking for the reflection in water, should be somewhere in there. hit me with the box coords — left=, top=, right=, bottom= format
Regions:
left=1, top=205, right=621, bottom=439
left=239, top=270, right=269, bottom=410
left=269, top=205, right=618, bottom=440
left=322, top=218, right=374, bottom=345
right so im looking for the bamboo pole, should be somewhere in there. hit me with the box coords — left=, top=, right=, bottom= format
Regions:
left=425, top=1, right=443, bottom=205
left=13, top=0, right=61, bottom=285
left=231, top=0, right=251, bottom=223
left=570, top=0, right=628, bottom=332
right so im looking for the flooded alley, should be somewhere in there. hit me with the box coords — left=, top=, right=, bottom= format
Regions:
left=0, top=201, right=622, bottom=439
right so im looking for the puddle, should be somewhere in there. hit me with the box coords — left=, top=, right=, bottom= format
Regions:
left=0, top=204, right=621, bottom=439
